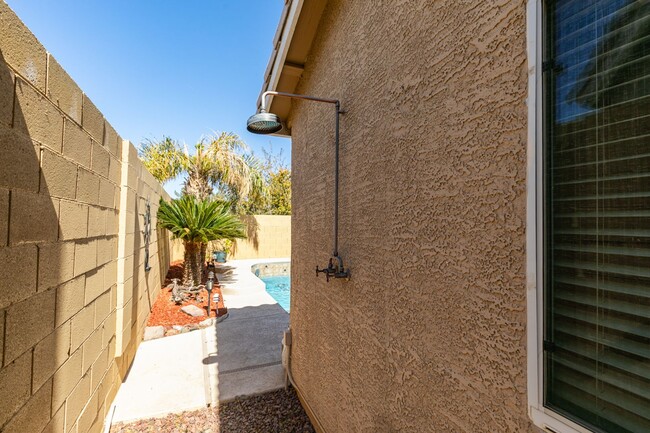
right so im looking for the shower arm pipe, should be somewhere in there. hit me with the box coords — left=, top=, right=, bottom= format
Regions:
left=260, top=90, right=343, bottom=258
left=259, top=90, right=339, bottom=112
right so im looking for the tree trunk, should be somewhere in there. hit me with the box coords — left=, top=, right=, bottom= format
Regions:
left=183, top=241, right=202, bottom=286
left=200, top=243, right=207, bottom=276
left=183, top=172, right=212, bottom=201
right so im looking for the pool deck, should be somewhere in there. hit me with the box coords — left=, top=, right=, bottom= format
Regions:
left=208, top=258, right=290, bottom=402
left=216, top=258, right=288, bottom=314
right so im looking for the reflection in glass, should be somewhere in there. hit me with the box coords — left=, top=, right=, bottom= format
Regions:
left=544, top=1, right=650, bottom=432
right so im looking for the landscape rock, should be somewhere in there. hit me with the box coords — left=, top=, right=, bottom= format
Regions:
left=181, top=304, right=205, bottom=317
left=181, top=325, right=197, bottom=333
left=143, top=326, right=165, bottom=341
left=199, top=318, right=215, bottom=327
left=110, top=388, right=314, bottom=433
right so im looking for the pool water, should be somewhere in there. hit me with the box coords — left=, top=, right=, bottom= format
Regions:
left=260, top=275, right=291, bottom=312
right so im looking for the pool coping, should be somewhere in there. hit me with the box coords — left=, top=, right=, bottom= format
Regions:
left=251, top=260, right=291, bottom=279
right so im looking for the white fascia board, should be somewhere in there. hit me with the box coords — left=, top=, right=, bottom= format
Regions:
left=257, top=0, right=305, bottom=111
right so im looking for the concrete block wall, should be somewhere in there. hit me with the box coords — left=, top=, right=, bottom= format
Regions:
left=114, top=140, right=170, bottom=376
left=170, top=215, right=291, bottom=261
left=230, top=215, right=291, bottom=260
left=0, top=3, right=172, bottom=433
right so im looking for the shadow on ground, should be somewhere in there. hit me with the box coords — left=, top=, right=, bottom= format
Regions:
left=111, top=387, right=314, bottom=433
left=205, top=302, right=289, bottom=403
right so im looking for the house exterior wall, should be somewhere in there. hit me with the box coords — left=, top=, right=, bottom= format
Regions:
left=289, top=1, right=534, bottom=432
left=0, top=3, right=171, bottom=433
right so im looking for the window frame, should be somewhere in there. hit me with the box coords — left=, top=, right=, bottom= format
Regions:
left=525, top=1, right=607, bottom=432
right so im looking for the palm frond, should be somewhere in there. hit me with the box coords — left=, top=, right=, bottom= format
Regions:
left=204, top=133, right=253, bottom=198
left=157, top=195, right=246, bottom=243
left=138, top=137, right=184, bottom=183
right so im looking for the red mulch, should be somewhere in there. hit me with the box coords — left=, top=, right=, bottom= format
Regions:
left=147, top=260, right=227, bottom=328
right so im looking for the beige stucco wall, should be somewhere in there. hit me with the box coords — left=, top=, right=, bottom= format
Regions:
left=289, top=1, right=533, bottom=432
left=0, top=4, right=171, bottom=433
left=171, top=214, right=291, bottom=262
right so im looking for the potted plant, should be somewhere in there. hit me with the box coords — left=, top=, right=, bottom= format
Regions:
left=212, top=239, right=233, bottom=263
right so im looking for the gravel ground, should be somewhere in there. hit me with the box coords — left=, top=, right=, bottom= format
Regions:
left=111, top=388, right=315, bottom=433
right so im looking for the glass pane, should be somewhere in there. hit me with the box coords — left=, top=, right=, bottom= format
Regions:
left=544, top=1, right=650, bottom=432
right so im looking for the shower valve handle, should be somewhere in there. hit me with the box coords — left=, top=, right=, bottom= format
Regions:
left=316, top=265, right=332, bottom=282
left=316, top=256, right=351, bottom=282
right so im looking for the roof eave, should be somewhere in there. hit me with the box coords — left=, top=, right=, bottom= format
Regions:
left=256, top=0, right=327, bottom=137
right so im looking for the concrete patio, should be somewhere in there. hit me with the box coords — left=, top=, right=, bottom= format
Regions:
left=109, top=258, right=290, bottom=424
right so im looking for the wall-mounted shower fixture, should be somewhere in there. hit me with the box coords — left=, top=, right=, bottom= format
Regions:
left=247, top=90, right=351, bottom=282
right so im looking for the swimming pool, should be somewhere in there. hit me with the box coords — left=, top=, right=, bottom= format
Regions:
left=260, top=275, right=291, bottom=312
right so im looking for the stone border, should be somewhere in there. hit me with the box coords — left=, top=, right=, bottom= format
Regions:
left=143, top=313, right=229, bottom=341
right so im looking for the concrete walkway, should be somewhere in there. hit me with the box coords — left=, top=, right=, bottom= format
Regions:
left=208, top=258, right=290, bottom=402
left=111, top=328, right=210, bottom=423
left=109, top=258, right=290, bottom=424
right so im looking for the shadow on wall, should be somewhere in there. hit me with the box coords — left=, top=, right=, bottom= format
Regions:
left=129, top=194, right=162, bottom=344
left=232, top=214, right=260, bottom=255
left=129, top=195, right=142, bottom=348
left=156, top=223, right=170, bottom=294
left=0, top=48, right=64, bottom=431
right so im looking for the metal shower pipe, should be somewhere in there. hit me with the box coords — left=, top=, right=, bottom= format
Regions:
left=259, top=91, right=350, bottom=281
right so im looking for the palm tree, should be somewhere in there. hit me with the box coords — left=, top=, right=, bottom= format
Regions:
left=139, top=132, right=266, bottom=203
left=157, top=196, right=246, bottom=286
left=223, top=153, right=268, bottom=214
left=138, top=136, right=184, bottom=185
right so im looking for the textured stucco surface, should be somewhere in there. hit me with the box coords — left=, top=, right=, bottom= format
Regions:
left=289, top=1, right=533, bottom=432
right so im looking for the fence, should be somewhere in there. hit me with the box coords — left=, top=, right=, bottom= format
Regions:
left=0, top=4, right=172, bottom=433
left=171, top=214, right=291, bottom=261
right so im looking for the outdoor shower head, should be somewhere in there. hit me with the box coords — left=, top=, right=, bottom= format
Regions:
left=248, top=90, right=350, bottom=281
left=246, top=111, right=283, bottom=134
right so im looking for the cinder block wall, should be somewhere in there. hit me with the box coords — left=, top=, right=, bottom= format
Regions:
left=113, top=142, right=171, bottom=377
left=170, top=215, right=291, bottom=261
left=230, top=215, right=290, bottom=260
left=0, top=3, right=171, bottom=433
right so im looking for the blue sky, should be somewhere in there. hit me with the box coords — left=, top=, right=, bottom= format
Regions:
left=7, top=0, right=290, bottom=196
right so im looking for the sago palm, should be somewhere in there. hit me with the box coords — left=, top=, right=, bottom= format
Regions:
left=157, top=196, right=246, bottom=286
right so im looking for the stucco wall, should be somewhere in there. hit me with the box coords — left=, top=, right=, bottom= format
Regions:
left=289, top=1, right=533, bottom=432
left=0, top=3, right=171, bottom=433
left=171, top=215, right=291, bottom=262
